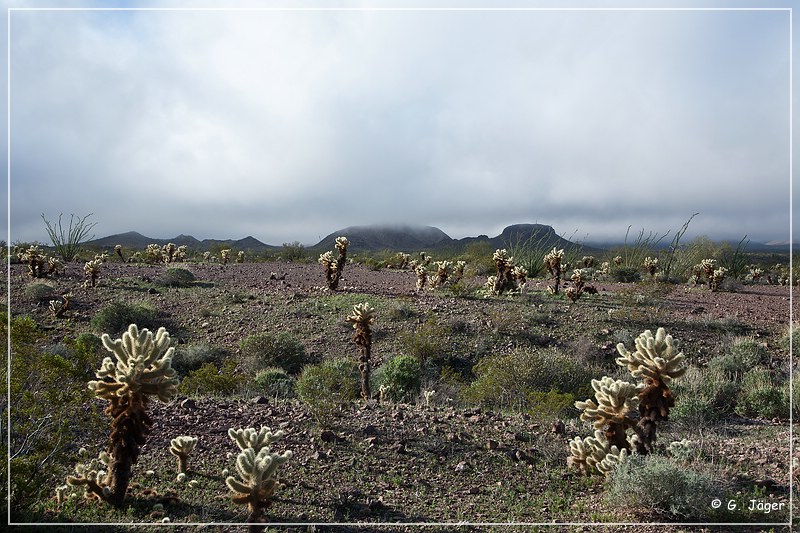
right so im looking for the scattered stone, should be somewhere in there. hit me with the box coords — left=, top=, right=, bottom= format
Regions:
left=486, top=439, right=499, bottom=450
left=180, top=398, right=197, bottom=410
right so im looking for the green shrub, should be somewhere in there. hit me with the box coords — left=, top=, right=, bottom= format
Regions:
left=179, top=359, right=245, bottom=397
left=670, top=366, right=738, bottom=425
left=156, top=267, right=196, bottom=288
left=526, top=390, right=577, bottom=420
left=611, top=266, right=641, bottom=283
left=281, top=241, right=306, bottom=262
left=240, top=332, right=306, bottom=374
left=254, top=366, right=294, bottom=399
left=89, top=301, right=160, bottom=335
left=462, top=347, right=597, bottom=413
left=24, top=282, right=56, bottom=302
left=605, top=454, right=725, bottom=520
left=727, top=337, right=768, bottom=367
left=373, top=355, right=422, bottom=402
left=398, top=318, right=450, bottom=366
left=735, top=368, right=789, bottom=419
left=295, top=358, right=360, bottom=426
left=5, top=313, right=104, bottom=521
left=172, top=343, right=226, bottom=375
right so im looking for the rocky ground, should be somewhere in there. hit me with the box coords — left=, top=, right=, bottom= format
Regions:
left=8, top=259, right=796, bottom=531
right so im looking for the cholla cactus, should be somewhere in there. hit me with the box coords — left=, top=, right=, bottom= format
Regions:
left=432, top=260, right=452, bottom=288
left=220, top=249, right=231, bottom=265
left=746, top=265, right=764, bottom=283
left=228, top=426, right=285, bottom=453
left=616, top=328, right=687, bottom=453
left=415, top=264, right=428, bottom=291
left=595, top=446, right=629, bottom=476
left=394, top=252, right=411, bottom=269
left=236, top=251, right=245, bottom=263
left=613, top=255, right=623, bottom=266
left=418, top=251, right=431, bottom=267
left=114, top=245, right=126, bottom=263
left=225, top=427, right=292, bottom=529
left=512, top=265, right=528, bottom=286
left=162, top=243, right=177, bottom=263
left=144, top=244, right=162, bottom=264
left=319, top=237, right=348, bottom=290
left=491, top=249, right=516, bottom=295
left=598, top=261, right=611, bottom=275
left=19, top=245, right=49, bottom=278
left=544, top=247, right=565, bottom=294
left=66, top=451, right=111, bottom=500
left=202, top=251, right=211, bottom=262
left=565, top=269, right=596, bottom=302
left=582, top=256, right=595, bottom=268
left=451, top=261, right=467, bottom=284
left=643, top=257, right=658, bottom=277
left=710, top=267, right=727, bottom=292
left=48, top=256, right=63, bottom=275
left=347, top=303, right=375, bottom=400
left=84, top=258, right=102, bottom=287
left=49, top=292, right=72, bottom=318
left=576, top=376, right=642, bottom=451
left=175, top=245, right=188, bottom=262
left=567, top=431, right=607, bottom=476
left=86, top=324, right=180, bottom=506
left=169, top=436, right=198, bottom=474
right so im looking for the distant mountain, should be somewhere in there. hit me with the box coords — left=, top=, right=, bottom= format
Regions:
left=312, top=223, right=591, bottom=254
left=86, top=232, right=274, bottom=252
left=312, top=225, right=453, bottom=252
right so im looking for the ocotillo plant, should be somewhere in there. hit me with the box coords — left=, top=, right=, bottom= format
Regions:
left=225, top=426, right=292, bottom=531
left=169, top=436, right=198, bottom=474
left=346, top=302, right=375, bottom=400
left=68, top=324, right=180, bottom=506
left=318, top=236, right=349, bottom=290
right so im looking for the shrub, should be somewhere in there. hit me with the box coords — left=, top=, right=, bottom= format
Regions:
left=240, top=332, right=306, bottom=374
left=611, top=266, right=641, bottom=283
left=605, top=454, right=725, bottom=520
left=253, top=367, right=295, bottom=399
left=6, top=313, right=103, bottom=520
left=89, top=301, right=160, bottom=335
left=172, top=343, right=226, bottom=375
left=463, top=348, right=597, bottom=413
left=24, top=282, right=56, bottom=302
left=735, top=368, right=789, bottom=419
left=398, top=318, right=450, bottom=366
left=281, top=241, right=306, bottom=262
left=295, top=358, right=360, bottom=426
left=156, top=267, right=196, bottom=288
left=374, top=355, right=422, bottom=402
left=669, top=366, right=737, bottom=425
left=179, top=360, right=245, bottom=397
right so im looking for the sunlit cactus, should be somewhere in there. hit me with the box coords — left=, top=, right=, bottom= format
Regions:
left=162, top=243, right=177, bottom=263
left=84, top=258, right=103, bottom=287
left=85, top=324, right=180, bottom=506
left=114, top=244, right=126, bottom=263
left=47, top=256, right=63, bottom=275
left=747, top=265, right=764, bottom=283
left=613, top=255, right=623, bottom=266
left=711, top=267, right=727, bottom=292
left=394, top=252, right=411, bottom=269
left=415, top=264, right=428, bottom=291
left=202, top=251, right=211, bottom=262
left=319, top=236, right=348, bottom=290
left=451, top=261, right=467, bottom=284
left=491, top=249, right=516, bottom=294
left=66, top=451, right=111, bottom=500
left=544, top=247, right=565, bottom=294
left=49, top=292, right=72, bottom=318
left=347, top=302, right=375, bottom=400
left=237, top=251, right=246, bottom=263
left=512, top=265, right=528, bottom=286
left=432, top=260, right=452, bottom=288
left=144, top=244, right=162, bottom=264
left=221, top=249, right=231, bottom=265
left=616, top=327, right=687, bottom=453
left=576, top=376, right=642, bottom=451
left=643, top=256, right=658, bottom=277
left=169, top=435, right=198, bottom=474
left=176, top=245, right=188, bottom=262
left=565, top=268, right=596, bottom=302
left=19, top=245, right=49, bottom=278
left=582, top=256, right=595, bottom=268
left=568, top=430, right=629, bottom=477
left=595, top=445, right=629, bottom=476
left=225, top=426, right=291, bottom=530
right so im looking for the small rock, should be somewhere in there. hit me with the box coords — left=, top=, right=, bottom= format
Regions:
left=454, top=461, right=469, bottom=472
left=180, top=398, right=197, bottom=410
left=486, top=439, right=499, bottom=450
left=252, top=396, right=269, bottom=404
left=320, top=429, right=342, bottom=443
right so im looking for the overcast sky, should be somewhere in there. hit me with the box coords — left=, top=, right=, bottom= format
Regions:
left=5, top=1, right=794, bottom=247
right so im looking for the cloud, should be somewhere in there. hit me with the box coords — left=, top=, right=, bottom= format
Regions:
left=8, top=5, right=791, bottom=246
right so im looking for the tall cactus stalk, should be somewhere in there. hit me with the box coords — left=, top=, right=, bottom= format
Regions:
left=347, top=303, right=375, bottom=400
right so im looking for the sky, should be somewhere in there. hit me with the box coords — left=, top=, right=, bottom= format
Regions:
left=4, top=1, right=794, bottom=247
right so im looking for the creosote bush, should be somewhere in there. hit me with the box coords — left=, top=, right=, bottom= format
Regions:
left=156, top=267, right=196, bottom=288
left=295, top=358, right=361, bottom=426
left=240, top=332, right=306, bottom=375
left=179, top=359, right=245, bottom=397
left=373, top=354, right=422, bottom=403
left=254, top=367, right=295, bottom=399
left=90, top=301, right=160, bottom=335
